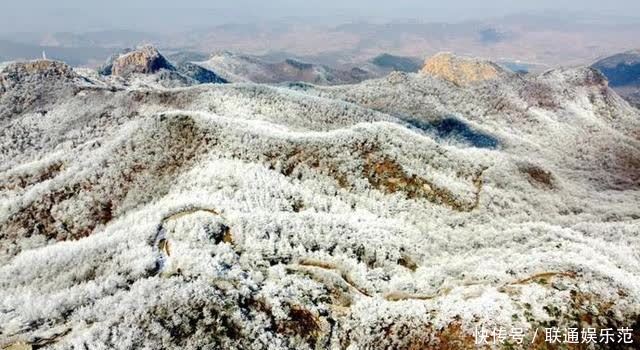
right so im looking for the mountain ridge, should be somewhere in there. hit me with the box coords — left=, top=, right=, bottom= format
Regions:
left=94, top=45, right=227, bottom=88
left=196, top=51, right=377, bottom=85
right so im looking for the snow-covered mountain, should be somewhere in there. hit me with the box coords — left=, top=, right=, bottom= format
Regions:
left=1, top=52, right=639, bottom=349
left=94, top=45, right=227, bottom=89
left=593, top=49, right=640, bottom=108
left=196, top=51, right=376, bottom=85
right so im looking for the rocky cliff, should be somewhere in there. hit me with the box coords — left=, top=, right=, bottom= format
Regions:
left=111, top=45, right=174, bottom=77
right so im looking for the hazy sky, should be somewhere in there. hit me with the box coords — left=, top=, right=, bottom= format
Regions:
left=2, top=0, right=640, bottom=32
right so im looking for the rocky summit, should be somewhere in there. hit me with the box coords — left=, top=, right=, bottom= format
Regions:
left=420, top=52, right=509, bottom=86
left=111, top=45, right=174, bottom=77
left=0, top=50, right=639, bottom=350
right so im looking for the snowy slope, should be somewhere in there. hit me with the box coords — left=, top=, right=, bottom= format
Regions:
left=0, top=55, right=639, bottom=349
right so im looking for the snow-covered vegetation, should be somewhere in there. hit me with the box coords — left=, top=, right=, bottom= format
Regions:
left=0, top=53, right=639, bottom=349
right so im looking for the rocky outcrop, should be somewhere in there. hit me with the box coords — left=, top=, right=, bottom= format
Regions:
left=111, top=45, right=175, bottom=77
left=98, top=49, right=132, bottom=76
left=420, top=52, right=507, bottom=86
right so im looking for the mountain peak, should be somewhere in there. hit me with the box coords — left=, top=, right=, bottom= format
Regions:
left=420, top=52, right=507, bottom=86
left=111, top=45, right=174, bottom=77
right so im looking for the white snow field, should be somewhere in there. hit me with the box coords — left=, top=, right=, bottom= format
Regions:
left=0, top=55, right=639, bottom=349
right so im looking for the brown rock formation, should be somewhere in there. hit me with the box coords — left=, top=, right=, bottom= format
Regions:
left=111, top=45, right=174, bottom=77
left=420, top=52, right=507, bottom=86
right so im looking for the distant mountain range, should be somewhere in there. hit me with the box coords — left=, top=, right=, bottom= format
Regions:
left=194, top=51, right=425, bottom=85
left=195, top=51, right=375, bottom=85
left=178, top=13, right=640, bottom=67
left=0, top=39, right=114, bottom=67
left=3, top=13, right=640, bottom=69
left=0, top=36, right=425, bottom=86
